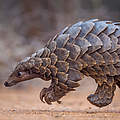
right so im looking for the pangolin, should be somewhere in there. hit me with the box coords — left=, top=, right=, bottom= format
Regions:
left=4, top=19, right=120, bottom=107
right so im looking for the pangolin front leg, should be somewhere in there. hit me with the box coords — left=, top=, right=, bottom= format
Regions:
left=40, top=82, right=70, bottom=104
left=87, top=76, right=116, bottom=107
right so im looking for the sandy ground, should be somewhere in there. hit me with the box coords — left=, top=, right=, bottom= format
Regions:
left=1, top=78, right=120, bottom=120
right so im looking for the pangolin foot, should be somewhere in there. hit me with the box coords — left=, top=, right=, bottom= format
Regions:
left=40, top=85, right=67, bottom=105
left=87, top=93, right=113, bottom=107
left=87, top=82, right=116, bottom=107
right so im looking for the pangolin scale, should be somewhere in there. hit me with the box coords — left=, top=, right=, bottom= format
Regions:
left=4, top=19, right=120, bottom=107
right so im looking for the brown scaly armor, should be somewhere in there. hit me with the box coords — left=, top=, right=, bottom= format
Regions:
left=4, top=19, right=120, bottom=107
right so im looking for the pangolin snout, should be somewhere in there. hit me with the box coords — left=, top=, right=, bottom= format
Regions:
left=4, top=81, right=9, bottom=87
left=4, top=81, right=16, bottom=87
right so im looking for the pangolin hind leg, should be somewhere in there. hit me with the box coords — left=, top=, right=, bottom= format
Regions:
left=87, top=76, right=116, bottom=107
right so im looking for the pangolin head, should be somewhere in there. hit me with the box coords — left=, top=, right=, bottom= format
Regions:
left=4, top=47, right=51, bottom=87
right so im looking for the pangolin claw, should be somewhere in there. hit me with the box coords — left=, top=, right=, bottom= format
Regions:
left=44, top=94, right=52, bottom=105
left=40, top=87, right=54, bottom=104
left=57, top=100, right=62, bottom=104
left=40, top=88, right=48, bottom=103
left=39, top=84, right=67, bottom=105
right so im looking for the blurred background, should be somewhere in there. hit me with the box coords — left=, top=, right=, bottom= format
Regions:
left=0, top=0, right=120, bottom=88
left=1, top=1, right=120, bottom=119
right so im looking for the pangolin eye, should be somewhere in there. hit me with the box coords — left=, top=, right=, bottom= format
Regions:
left=17, top=72, right=22, bottom=77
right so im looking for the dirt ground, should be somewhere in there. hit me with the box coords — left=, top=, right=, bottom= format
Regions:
left=1, top=78, right=120, bottom=120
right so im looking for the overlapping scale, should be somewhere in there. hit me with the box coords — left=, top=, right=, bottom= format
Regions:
left=85, top=33, right=103, bottom=53
left=92, top=21, right=108, bottom=35
left=55, top=34, right=69, bottom=48
left=57, top=72, right=68, bottom=83
left=114, top=28, right=120, bottom=37
left=55, top=48, right=69, bottom=61
left=98, top=33, right=111, bottom=53
left=68, top=68, right=84, bottom=82
left=65, top=26, right=81, bottom=38
left=65, top=43, right=80, bottom=60
left=104, top=24, right=118, bottom=35
left=79, top=22, right=94, bottom=37
left=67, top=58, right=83, bottom=71
left=102, top=52, right=114, bottom=65
left=81, top=54, right=96, bottom=67
left=75, top=37, right=91, bottom=56
left=90, top=52, right=105, bottom=65
left=108, top=35, right=120, bottom=53
left=56, top=61, right=69, bottom=72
